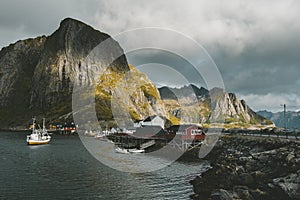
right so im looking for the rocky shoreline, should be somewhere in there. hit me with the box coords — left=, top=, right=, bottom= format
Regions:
left=190, top=134, right=300, bottom=199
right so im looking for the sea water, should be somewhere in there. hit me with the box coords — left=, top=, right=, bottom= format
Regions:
left=0, top=131, right=208, bottom=199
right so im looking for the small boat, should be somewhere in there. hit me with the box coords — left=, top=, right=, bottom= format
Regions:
left=128, top=148, right=145, bottom=153
left=115, top=147, right=129, bottom=154
left=27, top=118, right=51, bottom=145
left=94, top=133, right=105, bottom=139
left=115, top=147, right=145, bottom=154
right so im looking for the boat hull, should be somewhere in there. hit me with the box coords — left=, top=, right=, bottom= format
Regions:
left=115, top=147, right=129, bottom=154
left=128, top=149, right=145, bottom=153
left=115, top=147, right=145, bottom=154
left=27, top=139, right=50, bottom=145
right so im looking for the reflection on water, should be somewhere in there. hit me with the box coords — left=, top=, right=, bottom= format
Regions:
left=0, top=131, right=208, bottom=199
left=28, top=144, right=49, bottom=150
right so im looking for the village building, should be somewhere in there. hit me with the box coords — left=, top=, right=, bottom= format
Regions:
left=134, top=115, right=165, bottom=129
left=167, top=124, right=205, bottom=141
left=134, top=125, right=166, bottom=139
left=166, top=124, right=205, bottom=151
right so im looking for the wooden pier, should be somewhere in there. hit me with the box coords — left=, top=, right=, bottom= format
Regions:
left=108, top=132, right=204, bottom=152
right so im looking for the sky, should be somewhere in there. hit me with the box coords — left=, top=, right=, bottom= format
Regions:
left=1, top=0, right=299, bottom=112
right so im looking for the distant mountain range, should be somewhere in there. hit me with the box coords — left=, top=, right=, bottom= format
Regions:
left=158, top=85, right=273, bottom=129
left=257, top=110, right=300, bottom=129
left=159, top=85, right=209, bottom=100
left=0, top=18, right=272, bottom=129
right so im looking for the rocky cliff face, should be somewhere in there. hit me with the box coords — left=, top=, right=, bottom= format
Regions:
left=0, top=36, right=47, bottom=125
left=159, top=85, right=272, bottom=128
left=0, top=36, right=46, bottom=107
left=159, top=85, right=210, bottom=125
left=94, top=64, right=167, bottom=127
left=0, top=18, right=138, bottom=127
left=209, top=88, right=267, bottom=125
left=29, top=18, right=129, bottom=110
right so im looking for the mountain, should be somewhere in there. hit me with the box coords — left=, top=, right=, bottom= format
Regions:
left=159, top=84, right=209, bottom=100
left=93, top=64, right=166, bottom=127
left=29, top=18, right=128, bottom=110
left=0, top=36, right=46, bottom=125
left=258, top=110, right=300, bottom=129
left=0, top=18, right=272, bottom=129
left=0, top=18, right=161, bottom=127
left=159, top=85, right=273, bottom=129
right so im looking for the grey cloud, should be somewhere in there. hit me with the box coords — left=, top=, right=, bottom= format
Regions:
left=0, top=0, right=99, bottom=47
left=126, top=49, right=207, bottom=88
left=0, top=0, right=299, bottom=111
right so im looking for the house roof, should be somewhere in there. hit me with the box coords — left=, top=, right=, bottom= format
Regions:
left=135, top=126, right=166, bottom=136
left=125, top=126, right=137, bottom=130
left=167, top=124, right=200, bottom=132
left=143, top=115, right=166, bottom=122
left=143, top=115, right=160, bottom=122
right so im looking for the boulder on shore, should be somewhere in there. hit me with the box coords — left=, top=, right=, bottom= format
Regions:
left=190, top=135, right=300, bottom=200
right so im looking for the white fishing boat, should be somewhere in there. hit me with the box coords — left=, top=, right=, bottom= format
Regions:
left=26, top=118, right=51, bottom=145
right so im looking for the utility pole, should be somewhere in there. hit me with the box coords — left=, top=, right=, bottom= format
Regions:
left=277, top=104, right=288, bottom=138
left=284, top=104, right=287, bottom=135
left=281, top=104, right=287, bottom=139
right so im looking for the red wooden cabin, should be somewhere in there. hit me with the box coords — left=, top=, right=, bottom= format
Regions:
left=167, top=125, right=205, bottom=141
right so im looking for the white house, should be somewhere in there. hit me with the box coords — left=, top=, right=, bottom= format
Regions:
left=141, top=115, right=165, bottom=129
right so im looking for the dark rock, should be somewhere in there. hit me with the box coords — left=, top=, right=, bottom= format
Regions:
left=211, top=189, right=233, bottom=200
left=235, top=165, right=245, bottom=174
left=190, top=135, right=300, bottom=200
left=239, top=173, right=255, bottom=186
left=251, top=170, right=265, bottom=181
left=233, top=186, right=254, bottom=200
left=286, top=153, right=295, bottom=163
left=249, top=188, right=267, bottom=199
left=272, top=170, right=300, bottom=199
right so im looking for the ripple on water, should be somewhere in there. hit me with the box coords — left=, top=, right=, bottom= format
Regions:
left=0, top=131, right=208, bottom=199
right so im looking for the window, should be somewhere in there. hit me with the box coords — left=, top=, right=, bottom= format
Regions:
left=177, top=131, right=186, bottom=135
left=191, top=129, right=202, bottom=135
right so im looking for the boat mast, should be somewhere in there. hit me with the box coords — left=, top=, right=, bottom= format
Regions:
left=32, top=117, right=36, bottom=132
left=42, top=118, right=46, bottom=131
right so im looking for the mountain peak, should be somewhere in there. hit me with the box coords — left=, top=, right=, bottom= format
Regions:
left=45, top=17, right=115, bottom=58
left=158, top=84, right=209, bottom=100
left=60, top=17, right=83, bottom=24
left=59, top=17, right=92, bottom=31
left=0, top=18, right=130, bottom=127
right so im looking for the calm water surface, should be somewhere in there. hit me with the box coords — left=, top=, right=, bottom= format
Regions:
left=0, top=131, right=208, bottom=199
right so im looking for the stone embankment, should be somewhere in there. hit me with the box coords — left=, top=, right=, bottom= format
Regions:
left=190, top=135, right=300, bottom=199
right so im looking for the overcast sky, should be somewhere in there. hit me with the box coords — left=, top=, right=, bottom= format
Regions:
left=1, top=0, right=299, bottom=112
